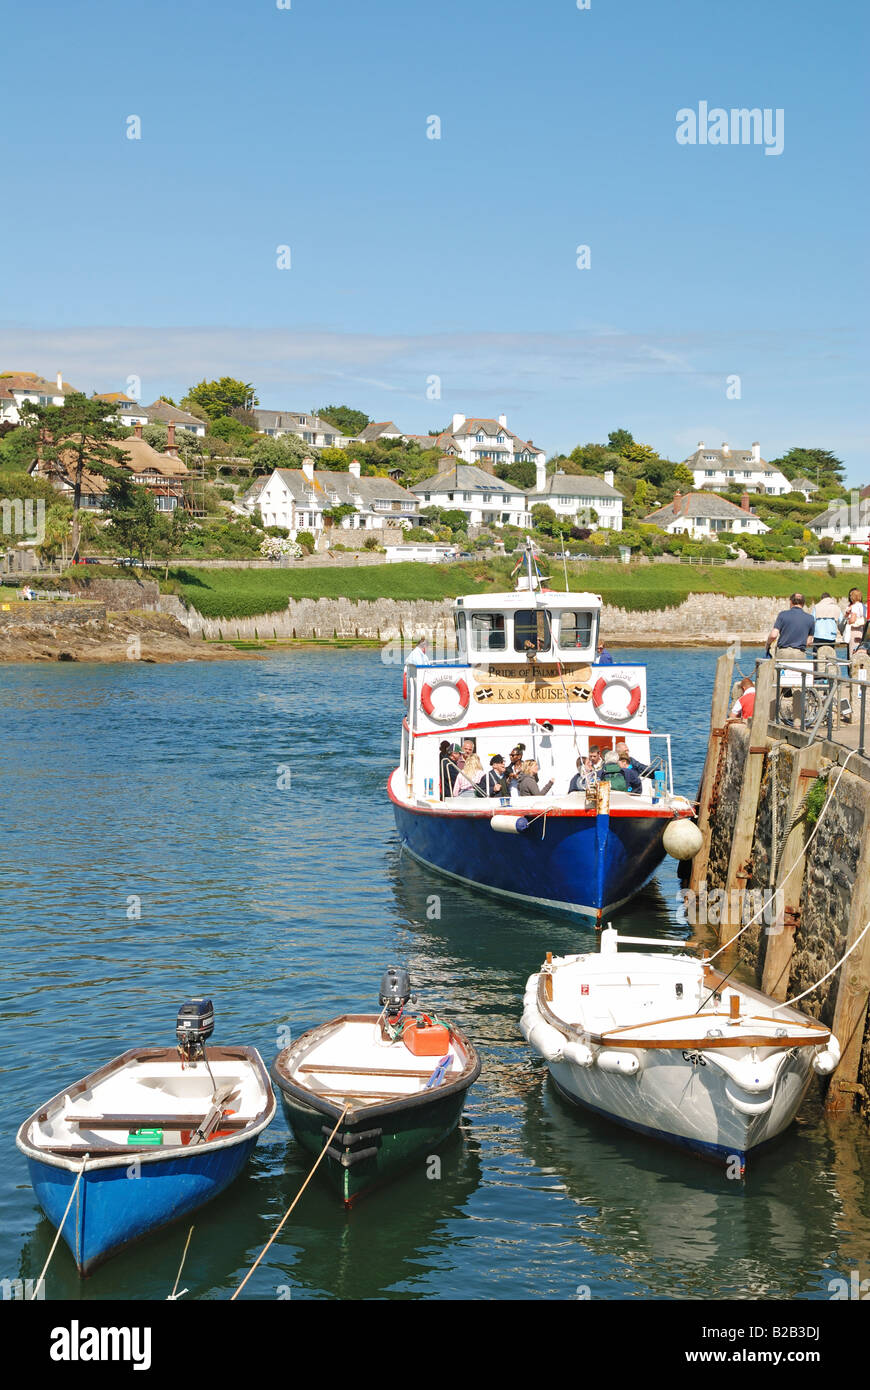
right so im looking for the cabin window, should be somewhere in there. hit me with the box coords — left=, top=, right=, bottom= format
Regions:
left=513, top=609, right=551, bottom=654
left=558, top=610, right=593, bottom=649
left=471, top=613, right=506, bottom=651
left=454, top=611, right=467, bottom=657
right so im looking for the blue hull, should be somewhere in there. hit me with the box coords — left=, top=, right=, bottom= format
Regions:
left=27, top=1137, right=259, bottom=1275
left=391, top=795, right=671, bottom=920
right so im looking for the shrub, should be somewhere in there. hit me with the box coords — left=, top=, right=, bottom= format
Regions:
left=363, top=536, right=380, bottom=550
left=296, top=530, right=315, bottom=554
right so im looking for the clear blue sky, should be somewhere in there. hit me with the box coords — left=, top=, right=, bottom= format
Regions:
left=2, top=0, right=867, bottom=477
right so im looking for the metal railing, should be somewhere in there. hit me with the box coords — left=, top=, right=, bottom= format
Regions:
left=766, top=656, right=870, bottom=757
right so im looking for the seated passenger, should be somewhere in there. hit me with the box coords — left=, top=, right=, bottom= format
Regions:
left=614, top=740, right=650, bottom=777
left=516, top=759, right=554, bottom=797
left=484, top=754, right=510, bottom=798
left=568, top=756, right=596, bottom=793
left=441, top=749, right=461, bottom=798
left=617, top=753, right=642, bottom=794
left=453, top=752, right=484, bottom=798
left=601, top=751, right=627, bottom=792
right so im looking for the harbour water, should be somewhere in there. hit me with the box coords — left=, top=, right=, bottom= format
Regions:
left=2, top=648, right=868, bottom=1300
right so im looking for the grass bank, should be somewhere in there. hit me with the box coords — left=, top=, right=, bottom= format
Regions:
left=160, top=561, right=855, bottom=620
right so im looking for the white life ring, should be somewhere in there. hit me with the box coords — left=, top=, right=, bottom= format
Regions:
left=592, top=675, right=643, bottom=724
left=420, top=674, right=471, bottom=725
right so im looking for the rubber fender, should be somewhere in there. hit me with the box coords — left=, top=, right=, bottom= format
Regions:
left=596, top=1049, right=640, bottom=1075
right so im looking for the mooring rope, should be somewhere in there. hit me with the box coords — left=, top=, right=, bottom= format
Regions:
left=167, top=1224, right=194, bottom=1301
left=230, top=1104, right=350, bottom=1301
left=31, top=1152, right=89, bottom=1299
left=776, top=920, right=870, bottom=1011
left=707, top=747, right=858, bottom=964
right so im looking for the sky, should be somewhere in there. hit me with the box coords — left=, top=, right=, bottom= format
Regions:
left=1, top=0, right=867, bottom=478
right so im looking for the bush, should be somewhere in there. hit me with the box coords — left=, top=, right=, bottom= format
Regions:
left=218, top=486, right=235, bottom=501
left=363, top=536, right=380, bottom=550
left=296, top=530, right=315, bottom=554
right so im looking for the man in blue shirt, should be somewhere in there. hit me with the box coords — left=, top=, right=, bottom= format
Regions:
left=597, top=641, right=614, bottom=665
left=767, top=594, right=814, bottom=659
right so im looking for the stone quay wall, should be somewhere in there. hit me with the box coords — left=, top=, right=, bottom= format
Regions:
left=0, top=600, right=107, bottom=630
left=168, top=591, right=787, bottom=644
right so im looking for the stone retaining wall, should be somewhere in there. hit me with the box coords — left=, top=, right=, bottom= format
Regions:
left=0, top=600, right=107, bottom=629
left=170, top=591, right=788, bottom=643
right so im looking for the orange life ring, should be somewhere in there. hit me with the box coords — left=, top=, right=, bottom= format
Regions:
left=420, top=675, right=471, bottom=725
left=592, top=675, right=642, bottom=723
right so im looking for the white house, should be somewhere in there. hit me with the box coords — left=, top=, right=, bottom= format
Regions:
left=643, top=491, right=770, bottom=539
left=244, top=460, right=419, bottom=538
left=528, top=462, right=623, bottom=531
left=0, top=371, right=78, bottom=425
left=807, top=497, right=870, bottom=548
left=684, top=442, right=791, bottom=496
left=252, top=410, right=349, bottom=449
left=411, top=460, right=531, bottom=528
left=446, top=414, right=546, bottom=470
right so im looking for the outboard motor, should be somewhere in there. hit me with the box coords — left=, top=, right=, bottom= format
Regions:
left=176, top=997, right=214, bottom=1060
left=379, top=967, right=412, bottom=1020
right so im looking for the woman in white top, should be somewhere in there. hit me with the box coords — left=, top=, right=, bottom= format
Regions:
left=845, top=588, right=866, bottom=656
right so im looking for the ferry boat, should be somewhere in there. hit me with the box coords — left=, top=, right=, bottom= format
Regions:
left=388, top=545, right=699, bottom=923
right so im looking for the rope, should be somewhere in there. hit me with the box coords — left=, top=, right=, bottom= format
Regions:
left=230, top=1104, right=350, bottom=1300
left=167, top=1224, right=194, bottom=1301
left=708, top=748, right=859, bottom=963
left=31, top=1153, right=89, bottom=1299
left=777, top=920, right=870, bottom=1011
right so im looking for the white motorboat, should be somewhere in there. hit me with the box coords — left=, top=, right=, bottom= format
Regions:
left=520, top=928, right=840, bottom=1172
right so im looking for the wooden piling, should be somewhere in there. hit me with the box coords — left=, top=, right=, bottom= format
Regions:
left=825, top=810, right=870, bottom=1116
left=719, top=660, right=777, bottom=944
left=688, top=652, right=735, bottom=895
left=760, top=744, right=822, bottom=1000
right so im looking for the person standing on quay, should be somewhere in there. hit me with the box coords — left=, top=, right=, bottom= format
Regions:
left=844, top=588, right=866, bottom=657
left=767, top=594, right=814, bottom=661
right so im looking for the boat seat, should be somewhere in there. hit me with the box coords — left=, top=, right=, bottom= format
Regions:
left=297, top=1063, right=436, bottom=1080
left=66, top=1113, right=250, bottom=1130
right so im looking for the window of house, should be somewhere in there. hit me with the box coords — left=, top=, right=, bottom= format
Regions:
left=558, top=610, right=593, bottom=649
left=514, top=609, right=552, bottom=654
left=471, top=613, right=506, bottom=651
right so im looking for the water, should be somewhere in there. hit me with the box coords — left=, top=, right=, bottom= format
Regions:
left=1, top=648, right=868, bottom=1301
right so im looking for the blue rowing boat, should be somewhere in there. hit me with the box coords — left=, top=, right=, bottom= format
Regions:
left=17, top=1006, right=275, bottom=1275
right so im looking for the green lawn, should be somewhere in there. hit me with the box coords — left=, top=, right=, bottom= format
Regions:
left=161, top=560, right=862, bottom=620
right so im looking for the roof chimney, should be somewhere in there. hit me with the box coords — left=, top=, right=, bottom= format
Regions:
left=134, top=421, right=143, bottom=439
left=452, top=413, right=466, bottom=433
left=752, top=441, right=761, bottom=462
left=604, top=469, right=615, bottom=488
left=673, top=490, right=682, bottom=515
left=498, top=413, right=507, bottom=428
left=349, top=459, right=361, bottom=478
left=166, top=421, right=177, bottom=455
left=56, top=371, right=63, bottom=392
left=302, top=458, right=315, bottom=481
left=697, top=441, right=704, bottom=450
left=721, top=442, right=730, bottom=455
left=741, top=490, right=750, bottom=512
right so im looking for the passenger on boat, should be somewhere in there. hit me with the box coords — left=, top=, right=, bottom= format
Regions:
left=600, top=750, right=628, bottom=792
left=617, top=754, right=642, bottom=794
left=506, top=744, right=526, bottom=785
left=441, top=749, right=462, bottom=798
left=408, top=635, right=430, bottom=665
left=614, top=740, right=651, bottom=778
left=596, top=641, right=613, bottom=666
left=453, top=753, right=484, bottom=797
left=459, top=737, right=476, bottom=766
left=484, top=754, right=510, bottom=797
left=516, top=759, right=554, bottom=797
left=568, top=756, right=596, bottom=793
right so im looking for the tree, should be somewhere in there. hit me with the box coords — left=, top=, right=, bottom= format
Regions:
left=495, top=460, right=537, bottom=490
left=322, top=503, right=357, bottom=527
left=249, top=433, right=311, bottom=470
left=19, top=393, right=128, bottom=560
left=209, top=415, right=256, bottom=446
left=318, top=447, right=350, bottom=471
left=105, top=475, right=160, bottom=561
left=531, top=503, right=560, bottom=537
left=607, top=428, right=634, bottom=456
left=143, top=423, right=204, bottom=468
left=672, top=463, right=694, bottom=490
left=633, top=479, right=652, bottom=512
left=769, top=447, right=845, bottom=486
left=181, top=378, right=258, bottom=420
left=317, top=405, right=370, bottom=437
left=157, top=394, right=178, bottom=407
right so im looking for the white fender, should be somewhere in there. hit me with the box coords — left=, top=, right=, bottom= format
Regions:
left=702, top=1051, right=786, bottom=1094
left=527, top=1021, right=565, bottom=1063
left=813, top=1035, right=841, bottom=1075
left=596, top=1049, right=640, bottom=1075
left=724, top=1086, right=777, bottom=1117
left=562, top=1039, right=595, bottom=1068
